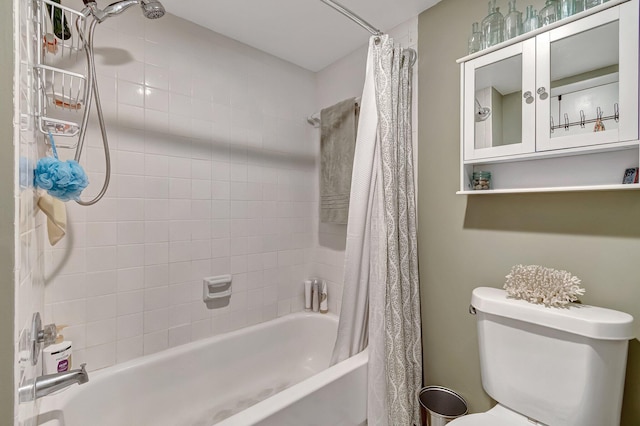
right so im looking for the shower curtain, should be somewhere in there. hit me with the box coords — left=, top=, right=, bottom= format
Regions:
left=331, top=35, right=422, bottom=426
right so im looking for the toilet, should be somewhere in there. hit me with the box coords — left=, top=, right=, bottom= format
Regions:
left=450, top=287, right=634, bottom=426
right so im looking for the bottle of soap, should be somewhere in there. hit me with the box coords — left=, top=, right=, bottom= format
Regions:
left=42, top=326, right=72, bottom=374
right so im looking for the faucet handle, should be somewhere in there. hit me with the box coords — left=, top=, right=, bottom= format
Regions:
left=38, top=323, right=57, bottom=346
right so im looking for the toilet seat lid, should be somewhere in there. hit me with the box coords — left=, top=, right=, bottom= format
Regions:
left=449, top=404, right=533, bottom=426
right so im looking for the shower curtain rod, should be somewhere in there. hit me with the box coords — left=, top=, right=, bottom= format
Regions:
left=320, top=0, right=384, bottom=36
left=319, top=0, right=418, bottom=67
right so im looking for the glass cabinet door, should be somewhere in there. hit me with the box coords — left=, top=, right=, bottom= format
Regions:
left=463, top=39, right=536, bottom=161
left=536, top=2, right=639, bottom=151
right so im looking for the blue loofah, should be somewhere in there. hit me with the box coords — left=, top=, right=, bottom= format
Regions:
left=33, top=132, right=89, bottom=201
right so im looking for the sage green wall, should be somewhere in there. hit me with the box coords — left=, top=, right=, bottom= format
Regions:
left=417, top=1, right=640, bottom=424
left=0, top=0, right=15, bottom=423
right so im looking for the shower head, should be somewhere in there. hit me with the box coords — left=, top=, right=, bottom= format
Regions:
left=84, top=0, right=165, bottom=22
left=141, top=0, right=165, bottom=19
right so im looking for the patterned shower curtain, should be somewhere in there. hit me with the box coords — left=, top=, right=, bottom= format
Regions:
left=331, top=34, right=422, bottom=426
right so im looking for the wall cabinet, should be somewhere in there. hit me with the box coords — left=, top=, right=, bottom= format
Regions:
left=458, top=0, right=639, bottom=193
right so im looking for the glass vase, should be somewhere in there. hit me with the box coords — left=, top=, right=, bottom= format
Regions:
left=504, top=0, right=523, bottom=40
left=481, top=0, right=505, bottom=49
left=540, top=0, right=558, bottom=26
left=560, top=0, right=574, bottom=18
left=523, top=6, right=540, bottom=32
left=468, top=22, right=483, bottom=54
left=585, top=0, right=603, bottom=9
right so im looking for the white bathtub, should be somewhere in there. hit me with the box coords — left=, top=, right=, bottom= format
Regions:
left=36, top=312, right=368, bottom=426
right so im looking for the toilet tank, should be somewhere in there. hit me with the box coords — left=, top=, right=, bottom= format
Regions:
left=471, top=287, right=634, bottom=426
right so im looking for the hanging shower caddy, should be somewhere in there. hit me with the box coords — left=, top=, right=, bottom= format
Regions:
left=34, top=0, right=89, bottom=147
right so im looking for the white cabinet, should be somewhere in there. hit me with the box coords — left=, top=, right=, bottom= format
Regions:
left=458, top=0, right=639, bottom=193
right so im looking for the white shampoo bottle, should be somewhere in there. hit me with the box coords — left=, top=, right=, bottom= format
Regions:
left=42, top=327, right=72, bottom=374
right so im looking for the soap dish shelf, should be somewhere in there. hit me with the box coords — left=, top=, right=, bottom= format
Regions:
left=203, top=275, right=233, bottom=302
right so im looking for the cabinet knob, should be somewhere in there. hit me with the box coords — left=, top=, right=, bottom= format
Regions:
left=523, top=91, right=534, bottom=104
left=537, top=87, right=548, bottom=100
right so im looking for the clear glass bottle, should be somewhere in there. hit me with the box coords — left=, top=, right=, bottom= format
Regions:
left=504, top=0, right=523, bottom=40
left=523, top=6, right=540, bottom=32
left=585, top=0, right=603, bottom=9
left=573, top=0, right=586, bottom=13
left=468, top=22, right=483, bottom=54
left=560, top=0, right=574, bottom=19
left=482, top=0, right=505, bottom=49
left=540, top=0, right=558, bottom=26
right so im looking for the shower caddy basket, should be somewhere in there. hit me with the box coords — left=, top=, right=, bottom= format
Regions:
left=34, top=0, right=89, bottom=148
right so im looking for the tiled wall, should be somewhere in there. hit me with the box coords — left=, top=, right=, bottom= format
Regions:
left=43, top=11, right=317, bottom=371
left=311, top=18, right=420, bottom=315
left=15, top=0, right=46, bottom=424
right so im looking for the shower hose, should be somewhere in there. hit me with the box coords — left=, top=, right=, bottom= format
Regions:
left=74, top=16, right=111, bottom=206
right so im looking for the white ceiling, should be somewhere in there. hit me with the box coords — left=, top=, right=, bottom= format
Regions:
left=160, top=0, right=440, bottom=72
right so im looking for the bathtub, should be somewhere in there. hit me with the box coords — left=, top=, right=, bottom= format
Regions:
left=36, top=312, right=368, bottom=426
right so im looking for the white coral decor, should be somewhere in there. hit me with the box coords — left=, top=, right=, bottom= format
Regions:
left=504, top=264, right=585, bottom=307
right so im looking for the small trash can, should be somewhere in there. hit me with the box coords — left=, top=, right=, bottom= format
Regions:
left=418, top=386, right=468, bottom=426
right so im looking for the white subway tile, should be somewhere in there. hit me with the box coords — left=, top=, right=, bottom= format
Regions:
left=144, top=177, right=169, bottom=199
left=191, top=240, right=212, bottom=260
left=169, top=283, right=192, bottom=306
left=86, top=295, right=117, bottom=323
left=117, top=175, right=145, bottom=198
left=86, top=318, right=117, bottom=347
left=169, top=261, right=191, bottom=284
left=169, top=178, right=191, bottom=199
left=117, top=267, right=144, bottom=292
left=117, top=336, right=144, bottom=363
left=169, top=199, right=191, bottom=220
left=118, top=81, right=145, bottom=108
left=144, top=199, right=169, bottom=221
left=144, top=264, right=169, bottom=288
left=145, top=221, right=169, bottom=243
left=117, top=290, right=144, bottom=316
left=117, top=198, right=145, bottom=221
left=144, top=287, right=169, bottom=311
left=117, top=222, right=145, bottom=245
left=47, top=274, right=86, bottom=304
left=168, top=325, right=191, bottom=348
left=144, top=243, right=169, bottom=266
left=84, top=343, right=116, bottom=371
left=169, top=241, right=191, bottom=263
left=211, top=200, right=230, bottom=219
left=190, top=320, right=211, bottom=341
left=143, top=308, right=169, bottom=334
left=53, top=300, right=86, bottom=325
left=143, top=330, right=168, bottom=355
left=169, top=303, right=191, bottom=327
left=144, top=154, right=169, bottom=177
left=84, top=270, right=118, bottom=297
left=145, top=63, right=169, bottom=90
left=86, top=246, right=117, bottom=272
left=145, top=87, right=169, bottom=112
left=117, top=313, right=143, bottom=339
left=115, top=243, right=144, bottom=269
left=191, top=179, right=211, bottom=200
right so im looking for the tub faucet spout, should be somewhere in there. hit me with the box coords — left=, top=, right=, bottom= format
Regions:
left=18, top=363, right=89, bottom=403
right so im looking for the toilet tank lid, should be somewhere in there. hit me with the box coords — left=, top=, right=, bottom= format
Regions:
left=471, top=287, right=634, bottom=340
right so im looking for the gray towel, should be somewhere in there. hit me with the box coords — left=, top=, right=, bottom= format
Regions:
left=320, top=98, right=359, bottom=224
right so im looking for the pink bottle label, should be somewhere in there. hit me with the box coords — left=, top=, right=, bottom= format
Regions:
left=57, top=359, right=69, bottom=372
